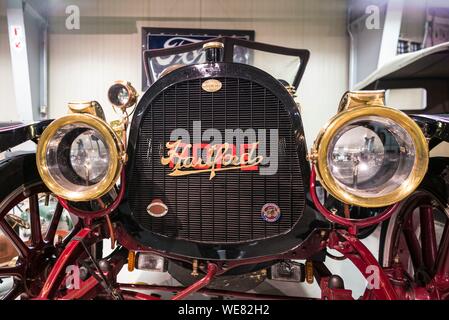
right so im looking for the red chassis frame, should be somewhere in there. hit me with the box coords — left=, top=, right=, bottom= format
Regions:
left=35, top=167, right=449, bottom=300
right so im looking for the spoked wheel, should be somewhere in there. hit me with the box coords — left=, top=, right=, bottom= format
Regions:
left=380, top=186, right=449, bottom=299
left=0, top=182, right=78, bottom=300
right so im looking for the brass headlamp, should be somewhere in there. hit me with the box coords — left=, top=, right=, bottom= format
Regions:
left=36, top=82, right=137, bottom=202
left=108, top=80, right=138, bottom=110
left=310, top=91, right=429, bottom=208
left=36, top=113, right=125, bottom=202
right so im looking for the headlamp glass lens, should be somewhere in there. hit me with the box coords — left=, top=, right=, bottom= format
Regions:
left=70, top=129, right=109, bottom=182
left=108, top=84, right=129, bottom=107
left=45, top=123, right=110, bottom=193
left=117, top=87, right=129, bottom=105
left=327, top=116, right=416, bottom=198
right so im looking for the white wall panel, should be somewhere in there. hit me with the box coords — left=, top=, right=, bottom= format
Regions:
left=0, top=15, right=19, bottom=121
left=49, top=33, right=140, bottom=120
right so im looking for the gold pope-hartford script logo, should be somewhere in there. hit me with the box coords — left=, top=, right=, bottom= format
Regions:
left=161, top=140, right=263, bottom=179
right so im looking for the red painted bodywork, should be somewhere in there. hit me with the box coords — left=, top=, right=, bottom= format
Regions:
left=38, top=228, right=92, bottom=299
left=34, top=167, right=449, bottom=300
left=310, top=165, right=399, bottom=232
left=57, top=170, right=126, bottom=222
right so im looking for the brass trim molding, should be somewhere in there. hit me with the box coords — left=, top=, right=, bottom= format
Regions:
left=160, top=64, right=185, bottom=78
left=337, top=90, right=386, bottom=112
left=68, top=101, right=106, bottom=120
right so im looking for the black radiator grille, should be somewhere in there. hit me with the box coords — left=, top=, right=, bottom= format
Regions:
left=128, top=78, right=305, bottom=243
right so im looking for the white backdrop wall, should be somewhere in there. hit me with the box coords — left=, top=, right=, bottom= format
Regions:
left=0, top=13, right=19, bottom=121
left=45, top=0, right=349, bottom=145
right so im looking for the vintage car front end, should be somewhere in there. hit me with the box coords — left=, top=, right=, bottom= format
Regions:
left=8, top=37, right=439, bottom=300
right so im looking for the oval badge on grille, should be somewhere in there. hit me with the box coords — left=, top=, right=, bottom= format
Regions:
left=147, top=199, right=168, bottom=218
left=202, top=79, right=222, bottom=93
left=261, top=203, right=281, bottom=223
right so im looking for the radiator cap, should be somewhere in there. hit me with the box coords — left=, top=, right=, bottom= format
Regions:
left=203, top=41, right=224, bottom=62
